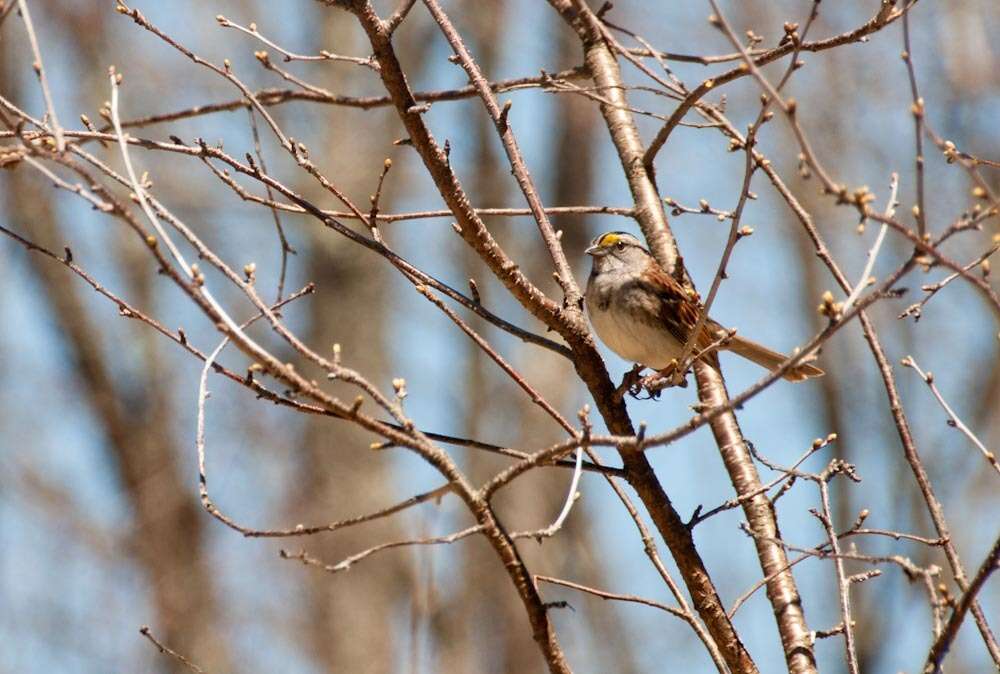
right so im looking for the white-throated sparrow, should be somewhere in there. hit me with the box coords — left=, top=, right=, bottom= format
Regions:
left=584, top=231, right=823, bottom=383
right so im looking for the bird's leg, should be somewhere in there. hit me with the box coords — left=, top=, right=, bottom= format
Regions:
left=668, top=360, right=691, bottom=388
left=640, top=359, right=689, bottom=395
left=614, top=363, right=646, bottom=402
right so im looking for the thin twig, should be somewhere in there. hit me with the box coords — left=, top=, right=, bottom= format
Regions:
left=689, top=434, right=835, bottom=527
left=94, top=69, right=591, bottom=130
left=898, top=245, right=999, bottom=321
left=672, top=109, right=762, bottom=379
left=139, top=626, right=206, bottom=674
left=386, top=0, right=419, bottom=34
left=816, top=474, right=860, bottom=674
left=0, top=82, right=571, bottom=359
left=511, top=410, right=587, bottom=540
left=279, top=525, right=484, bottom=574
left=642, top=0, right=905, bottom=173
left=842, top=173, right=899, bottom=314
left=900, top=4, right=927, bottom=238
left=19, top=155, right=112, bottom=211
left=414, top=285, right=575, bottom=434
left=423, top=0, right=581, bottom=305
left=0, top=215, right=610, bottom=480
left=107, top=67, right=272, bottom=362
left=245, top=106, right=294, bottom=303
left=217, top=14, right=376, bottom=67
left=924, top=532, right=1000, bottom=673
left=535, top=575, right=688, bottom=621
left=16, top=0, right=64, bottom=151
left=694, top=4, right=999, bottom=659
left=901, top=356, right=1000, bottom=477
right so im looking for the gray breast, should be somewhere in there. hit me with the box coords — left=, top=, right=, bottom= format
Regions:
left=585, top=270, right=682, bottom=369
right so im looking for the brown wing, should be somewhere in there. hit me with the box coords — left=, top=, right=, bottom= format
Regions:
left=640, top=264, right=718, bottom=352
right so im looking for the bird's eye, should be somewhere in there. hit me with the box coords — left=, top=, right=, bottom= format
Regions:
left=616, top=241, right=625, bottom=250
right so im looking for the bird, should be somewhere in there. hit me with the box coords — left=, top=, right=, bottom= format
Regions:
left=584, top=231, right=823, bottom=383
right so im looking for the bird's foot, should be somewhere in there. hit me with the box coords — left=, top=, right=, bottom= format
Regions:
left=614, top=364, right=646, bottom=402
left=640, top=361, right=689, bottom=396
left=616, top=362, right=690, bottom=402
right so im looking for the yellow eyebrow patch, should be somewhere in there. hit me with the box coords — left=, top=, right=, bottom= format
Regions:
left=598, top=232, right=621, bottom=247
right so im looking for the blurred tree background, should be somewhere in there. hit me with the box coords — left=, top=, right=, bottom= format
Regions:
left=1, top=1, right=997, bottom=673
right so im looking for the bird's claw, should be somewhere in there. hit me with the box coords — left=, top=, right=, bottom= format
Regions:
left=614, top=364, right=645, bottom=402
left=615, top=362, right=690, bottom=402
left=638, top=362, right=690, bottom=398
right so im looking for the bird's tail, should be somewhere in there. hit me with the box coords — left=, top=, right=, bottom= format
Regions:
left=726, top=335, right=824, bottom=382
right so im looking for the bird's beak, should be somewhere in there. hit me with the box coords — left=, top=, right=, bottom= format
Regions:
left=584, top=244, right=599, bottom=256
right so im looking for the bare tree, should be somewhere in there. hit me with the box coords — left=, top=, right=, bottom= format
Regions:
left=1, top=1, right=998, bottom=672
